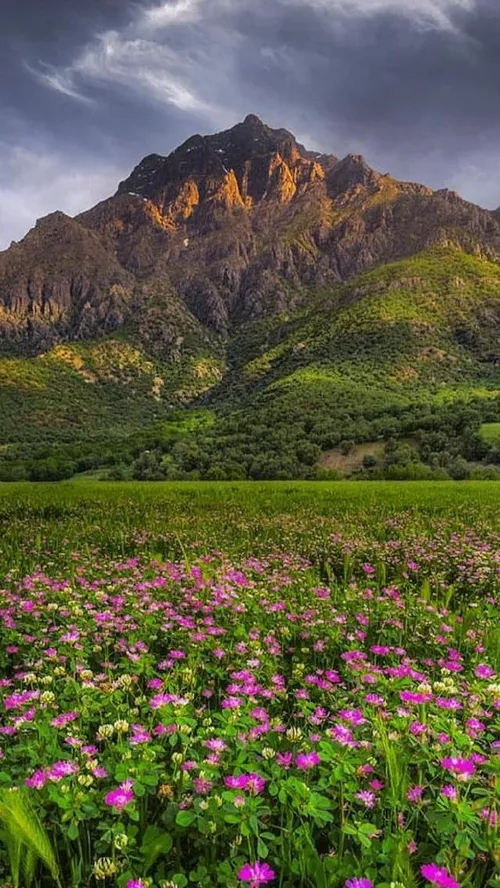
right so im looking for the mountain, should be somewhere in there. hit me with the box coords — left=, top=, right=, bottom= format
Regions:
left=2, top=115, right=500, bottom=480
left=4, top=113, right=500, bottom=346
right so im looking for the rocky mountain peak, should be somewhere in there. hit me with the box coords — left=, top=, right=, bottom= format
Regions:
left=116, top=116, right=334, bottom=220
left=242, top=112, right=264, bottom=126
left=326, top=152, right=379, bottom=196
left=4, top=113, right=500, bottom=352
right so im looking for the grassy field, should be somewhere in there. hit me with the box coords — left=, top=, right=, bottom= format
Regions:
left=1, top=480, right=500, bottom=568
left=0, top=482, right=499, bottom=888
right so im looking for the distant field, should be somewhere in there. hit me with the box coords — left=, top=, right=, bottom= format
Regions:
left=1, top=480, right=500, bottom=569
left=318, top=442, right=387, bottom=473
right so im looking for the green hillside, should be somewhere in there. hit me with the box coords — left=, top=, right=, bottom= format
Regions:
left=0, top=339, right=221, bottom=479
left=184, top=246, right=500, bottom=479
left=3, top=246, right=500, bottom=480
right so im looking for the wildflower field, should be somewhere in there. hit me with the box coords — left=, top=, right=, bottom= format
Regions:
left=0, top=481, right=499, bottom=888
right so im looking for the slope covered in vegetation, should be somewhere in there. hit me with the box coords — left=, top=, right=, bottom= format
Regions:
left=3, top=247, right=500, bottom=480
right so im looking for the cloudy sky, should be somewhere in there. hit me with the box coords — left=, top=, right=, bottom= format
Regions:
left=1, top=0, right=500, bottom=248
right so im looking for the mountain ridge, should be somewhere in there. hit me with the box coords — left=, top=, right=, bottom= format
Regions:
left=3, top=116, right=500, bottom=480
left=3, top=114, right=500, bottom=350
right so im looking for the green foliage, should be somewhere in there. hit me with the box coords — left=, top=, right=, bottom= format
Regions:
left=4, top=246, right=500, bottom=479
left=0, top=790, right=60, bottom=888
left=479, top=422, right=500, bottom=446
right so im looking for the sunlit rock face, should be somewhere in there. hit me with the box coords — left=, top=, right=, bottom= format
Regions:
left=2, top=114, right=500, bottom=346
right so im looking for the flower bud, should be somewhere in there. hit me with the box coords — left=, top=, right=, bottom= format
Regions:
left=286, top=727, right=302, bottom=742
left=96, top=724, right=114, bottom=740
left=77, top=774, right=94, bottom=787
left=262, top=747, right=276, bottom=760
left=93, top=858, right=118, bottom=879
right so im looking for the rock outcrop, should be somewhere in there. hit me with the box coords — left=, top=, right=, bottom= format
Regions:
left=2, top=114, right=500, bottom=349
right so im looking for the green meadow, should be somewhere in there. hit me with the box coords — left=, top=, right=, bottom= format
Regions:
left=1, top=480, right=500, bottom=568
left=0, top=481, right=499, bottom=888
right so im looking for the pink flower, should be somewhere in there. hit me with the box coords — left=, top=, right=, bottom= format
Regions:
left=345, top=880, right=372, bottom=888
left=224, top=773, right=266, bottom=794
left=364, top=693, right=385, bottom=706
left=193, top=777, right=212, bottom=794
left=441, top=785, right=457, bottom=800
left=369, top=779, right=384, bottom=791
left=330, top=724, right=357, bottom=747
left=221, top=696, right=241, bottom=710
left=238, top=862, right=275, bottom=886
left=409, top=721, right=428, bottom=736
left=276, top=752, right=293, bottom=769
left=205, top=753, right=221, bottom=766
left=48, top=761, right=79, bottom=781
left=421, top=863, right=459, bottom=888
left=356, top=791, right=376, bottom=809
left=212, top=647, right=225, bottom=659
left=126, top=881, right=148, bottom=888
left=225, top=775, right=243, bottom=789
left=25, top=769, right=48, bottom=789
left=441, top=756, right=476, bottom=781
left=436, top=698, right=462, bottom=711
left=51, top=711, right=78, bottom=728
left=205, top=738, right=227, bottom=752
left=400, top=691, right=432, bottom=705
left=149, top=693, right=188, bottom=709
left=407, top=785, right=424, bottom=803
left=154, top=723, right=175, bottom=736
left=130, top=727, right=152, bottom=745
left=105, top=781, right=134, bottom=810
left=466, top=718, right=485, bottom=738
left=339, top=708, right=366, bottom=726
left=475, top=664, right=495, bottom=679
left=4, top=690, right=40, bottom=710
left=295, top=752, right=320, bottom=770
left=245, top=773, right=266, bottom=795
left=480, top=807, right=498, bottom=827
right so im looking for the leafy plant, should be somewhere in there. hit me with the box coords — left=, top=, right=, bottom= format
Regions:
left=0, top=790, right=60, bottom=888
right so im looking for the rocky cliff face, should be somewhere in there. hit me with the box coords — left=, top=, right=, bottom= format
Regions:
left=117, top=114, right=332, bottom=213
left=2, top=114, right=500, bottom=350
left=0, top=212, right=135, bottom=350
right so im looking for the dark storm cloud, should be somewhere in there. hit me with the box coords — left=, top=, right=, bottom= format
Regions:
left=204, top=0, right=500, bottom=196
left=2, top=0, right=500, bottom=247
